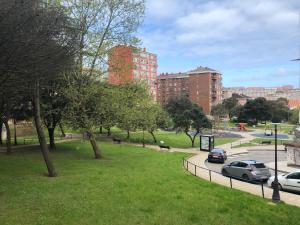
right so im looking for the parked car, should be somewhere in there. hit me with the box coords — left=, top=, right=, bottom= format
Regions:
left=207, top=148, right=227, bottom=163
left=267, top=171, right=300, bottom=192
left=264, top=129, right=273, bottom=136
left=221, top=160, right=271, bottom=182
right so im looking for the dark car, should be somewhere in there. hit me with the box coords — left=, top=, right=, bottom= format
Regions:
left=207, top=148, right=227, bottom=163
left=221, top=160, right=271, bottom=182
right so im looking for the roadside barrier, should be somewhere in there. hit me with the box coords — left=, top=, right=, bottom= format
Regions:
left=183, top=157, right=267, bottom=199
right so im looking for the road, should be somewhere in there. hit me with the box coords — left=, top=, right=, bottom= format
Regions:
left=205, top=150, right=287, bottom=175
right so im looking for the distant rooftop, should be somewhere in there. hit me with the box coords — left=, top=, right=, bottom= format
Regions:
left=188, top=66, right=221, bottom=74
left=158, top=72, right=188, bottom=80
left=288, top=99, right=300, bottom=109
left=158, top=66, right=221, bottom=79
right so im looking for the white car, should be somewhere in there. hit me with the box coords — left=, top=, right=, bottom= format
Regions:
left=268, top=171, right=300, bottom=192
left=264, top=129, right=273, bottom=136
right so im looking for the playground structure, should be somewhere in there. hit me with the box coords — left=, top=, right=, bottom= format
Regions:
left=236, top=123, right=247, bottom=131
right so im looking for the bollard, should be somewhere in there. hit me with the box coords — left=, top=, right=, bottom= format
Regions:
left=261, top=183, right=265, bottom=198
left=194, top=165, right=196, bottom=176
left=209, top=170, right=212, bottom=182
left=230, top=177, right=232, bottom=188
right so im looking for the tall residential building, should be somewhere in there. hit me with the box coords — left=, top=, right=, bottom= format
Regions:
left=108, top=45, right=158, bottom=100
left=157, top=66, right=223, bottom=115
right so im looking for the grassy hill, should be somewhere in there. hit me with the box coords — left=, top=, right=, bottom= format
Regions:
left=0, top=141, right=299, bottom=225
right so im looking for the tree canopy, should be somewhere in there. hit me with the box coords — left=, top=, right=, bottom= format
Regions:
left=166, top=97, right=211, bottom=147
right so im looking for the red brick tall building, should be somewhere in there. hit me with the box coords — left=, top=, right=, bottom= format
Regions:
left=108, top=45, right=158, bottom=100
left=157, top=67, right=223, bottom=115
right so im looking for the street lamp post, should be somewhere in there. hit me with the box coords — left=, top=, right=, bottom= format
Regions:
left=272, top=123, right=280, bottom=202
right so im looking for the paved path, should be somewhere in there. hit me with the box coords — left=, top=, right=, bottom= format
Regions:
left=266, top=161, right=300, bottom=173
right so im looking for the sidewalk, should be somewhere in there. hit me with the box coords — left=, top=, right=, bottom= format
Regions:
left=266, top=161, right=300, bottom=173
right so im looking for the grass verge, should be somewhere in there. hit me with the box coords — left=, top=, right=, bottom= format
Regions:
left=0, top=141, right=299, bottom=225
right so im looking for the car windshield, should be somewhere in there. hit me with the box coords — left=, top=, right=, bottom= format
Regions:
left=253, top=163, right=266, bottom=168
left=211, top=149, right=223, bottom=153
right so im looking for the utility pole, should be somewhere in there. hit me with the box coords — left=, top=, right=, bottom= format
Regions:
left=292, top=50, right=300, bottom=89
left=291, top=13, right=300, bottom=88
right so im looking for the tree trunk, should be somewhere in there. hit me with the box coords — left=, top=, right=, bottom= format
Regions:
left=185, top=131, right=194, bottom=147
left=13, top=119, right=17, bottom=145
left=99, top=126, right=103, bottom=134
left=33, top=81, right=56, bottom=177
left=191, top=131, right=199, bottom=148
left=126, top=130, right=130, bottom=140
left=149, top=131, right=157, bottom=143
left=48, top=127, right=56, bottom=150
left=0, top=122, right=3, bottom=145
left=107, top=127, right=111, bottom=137
left=59, top=123, right=65, bottom=137
left=3, top=120, right=11, bottom=155
left=87, top=131, right=102, bottom=159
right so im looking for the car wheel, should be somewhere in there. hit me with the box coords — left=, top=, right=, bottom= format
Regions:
left=242, top=174, right=250, bottom=182
left=222, top=169, right=228, bottom=176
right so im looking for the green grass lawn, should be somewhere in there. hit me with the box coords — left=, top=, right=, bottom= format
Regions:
left=232, top=138, right=289, bottom=148
left=1, top=141, right=300, bottom=225
left=103, top=128, right=238, bottom=148
left=2, top=135, right=63, bottom=146
left=2, top=127, right=237, bottom=149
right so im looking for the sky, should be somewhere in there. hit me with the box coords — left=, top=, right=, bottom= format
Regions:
left=137, top=0, right=300, bottom=88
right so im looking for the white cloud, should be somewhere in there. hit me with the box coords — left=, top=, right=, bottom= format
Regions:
left=146, top=0, right=186, bottom=20
left=139, top=0, right=300, bottom=85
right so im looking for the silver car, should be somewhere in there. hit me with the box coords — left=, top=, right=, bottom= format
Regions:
left=221, top=160, right=271, bottom=182
left=268, top=171, right=300, bottom=192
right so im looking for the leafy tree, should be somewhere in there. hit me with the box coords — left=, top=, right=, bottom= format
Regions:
left=64, top=74, right=105, bottom=159
left=41, top=79, right=69, bottom=149
left=97, top=84, right=120, bottom=136
left=63, top=0, right=145, bottom=76
left=223, top=96, right=238, bottom=119
left=211, top=103, right=226, bottom=130
left=11, top=99, right=33, bottom=145
left=289, top=108, right=300, bottom=125
left=117, top=82, right=150, bottom=140
left=148, top=105, right=169, bottom=143
left=268, top=99, right=289, bottom=123
left=61, top=0, right=145, bottom=155
left=238, top=97, right=271, bottom=125
left=166, top=97, right=211, bottom=147
left=136, top=102, right=169, bottom=144
left=0, top=0, right=79, bottom=176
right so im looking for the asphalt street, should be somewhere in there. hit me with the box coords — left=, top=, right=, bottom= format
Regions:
left=205, top=150, right=287, bottom=174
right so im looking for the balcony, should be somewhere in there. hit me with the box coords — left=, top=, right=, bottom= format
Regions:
left=211, top=73, right=218, bottom=80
